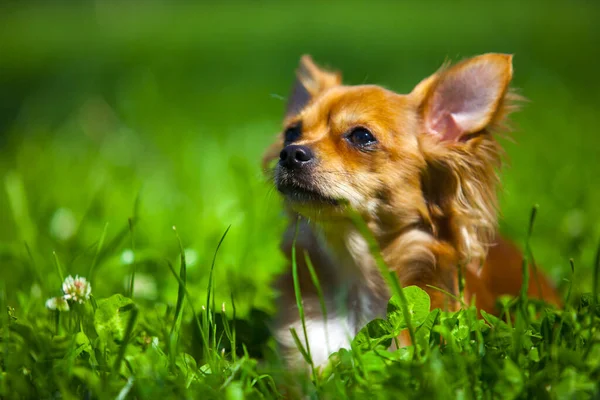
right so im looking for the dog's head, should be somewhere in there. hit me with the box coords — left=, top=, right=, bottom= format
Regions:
left=264, top=54, right=518, bottom=261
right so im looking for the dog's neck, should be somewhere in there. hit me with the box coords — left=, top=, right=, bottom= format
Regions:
left=314, top=219, right=369, bottom=271
left=316, top=216, right=437, bottom=276
left=312, top=216, right=455, bottom=312
left=311, top=219, right=385, bottom=324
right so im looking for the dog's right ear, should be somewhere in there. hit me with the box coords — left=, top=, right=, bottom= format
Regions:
left=285, top=55, right=341, bottom=119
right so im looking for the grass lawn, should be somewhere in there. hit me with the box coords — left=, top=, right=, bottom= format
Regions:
left=1, top=1, right=599, bottom=398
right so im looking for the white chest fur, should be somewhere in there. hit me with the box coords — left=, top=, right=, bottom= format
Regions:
left=276, top=224, right=388, bottom=367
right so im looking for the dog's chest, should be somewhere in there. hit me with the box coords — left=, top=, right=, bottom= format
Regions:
left=277, top=223, right=390, bottom=367
left=307, top=227, right=388, bottom=363
left=335, top=229, right=386, bottom=321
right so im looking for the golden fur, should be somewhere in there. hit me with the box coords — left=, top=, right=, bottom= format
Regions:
left=263, top=54, right=561, bottom=366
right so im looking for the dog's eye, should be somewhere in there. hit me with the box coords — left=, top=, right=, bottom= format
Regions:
left=346, top=127, right=377, bottom=147
left=283, top=124, right=301, bottom=145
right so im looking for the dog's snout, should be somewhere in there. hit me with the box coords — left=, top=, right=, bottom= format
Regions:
left=279, top=145, right=314, bottom=169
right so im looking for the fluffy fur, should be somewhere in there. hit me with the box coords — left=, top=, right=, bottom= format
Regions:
left=263, top=54, right=561, bottom=367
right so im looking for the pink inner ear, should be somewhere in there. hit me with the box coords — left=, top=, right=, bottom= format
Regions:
left=428, top=110, right=463, bottom=142
left=425, top=57, right=511, bottom=142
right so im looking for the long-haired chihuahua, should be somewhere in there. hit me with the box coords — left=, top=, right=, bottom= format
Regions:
left=262, top=54, right=561, bottom=367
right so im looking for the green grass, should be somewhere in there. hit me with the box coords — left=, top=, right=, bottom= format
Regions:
left=1, top=1, right=600, bottom=398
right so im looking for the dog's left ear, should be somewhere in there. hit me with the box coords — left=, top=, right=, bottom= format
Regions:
left=413, top=53, right=514, bottom=142
left=285, top=55, right=342, bottom=119
left=262, top=56, right=341, bottom=171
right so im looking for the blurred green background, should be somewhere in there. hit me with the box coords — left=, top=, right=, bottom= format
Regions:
left=1, top=0, right=599, bottom=320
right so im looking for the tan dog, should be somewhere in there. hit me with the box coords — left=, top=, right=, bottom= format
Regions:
left=263, top=54, right=561, bottom=366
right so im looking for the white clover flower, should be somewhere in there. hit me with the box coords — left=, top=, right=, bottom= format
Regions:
left=45, top=296, right=70, bottom=311
left=62, top=275, right=92, bottom=304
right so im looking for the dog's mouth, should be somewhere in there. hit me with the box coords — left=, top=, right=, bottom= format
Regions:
left=277, top=181, right=339, bottom=206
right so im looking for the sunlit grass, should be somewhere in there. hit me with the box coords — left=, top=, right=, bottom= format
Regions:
left=1, top=1, right=600, bottom=398
left=3, top=222, right=598, bottom=398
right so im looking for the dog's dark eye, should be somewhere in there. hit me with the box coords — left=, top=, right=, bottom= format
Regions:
left=283, top=124, right=302, bottom=145
left=346, top=127, right=377, bottom=148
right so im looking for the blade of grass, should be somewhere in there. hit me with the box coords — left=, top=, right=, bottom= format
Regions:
left=231, top=293, right=237, bottom=362
left=221, top=302, right=233, bottom=345
left=457, top=261, right=466, bottom=306
left=583, top=237, right=600, bottom=360
left=593, top=237, right=600, bottom=310
left=24, top=241, right=43, bottom=288
left=220, top=295, right=238, bottom=362
left=127, top=218, right=136, bottom=298
left=349, top=344, right=369, bottom=384
left=304, top=250, right=329, bottom=353
left=94, top=221, right=136, bottom=275
left=520, top=205, right=540, bottom=321
left=513, top=205, right=538, bottom=361
left=53, top=251, right=65, bottom=283
left=166, top=260, right=208, bottom=352
left=552, top=260, right=573, bottom=347
left=170, top=226, right=187, bottom=337
left=290, top=217, right=317, bottom=379
left=218, top=357, right=244, bottom=391
left=168, top=226, right=188, bottom=368
left=1, top=284, right=8, bottom=364
left=468, top=306, right=486, bottom=357
left=524, top=204, right=544, bottom=303
left=205, top=225, right=231, bottom=360
left=4, top=171, right=36, bottom=247
left=346, top=207, right=418, bottom=359
left=115, top=377, right=135, bottom=400
left=206, top=225, right=231, bottom=327
left=426, top=284, right=468, bottom=309
left=88, top=222, right=109, bottom=285
left=92, top=194, right=140, bottom=279
left=289, top=327, right=312, bottom=366
left=212, top=307, right=218, bottom=361
left=502, top=301, right=513, bottom=330
left=112, top=304, right=139, bottom=374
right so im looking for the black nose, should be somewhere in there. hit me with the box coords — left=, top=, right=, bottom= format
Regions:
left=279, top=145, right=314, bottom=169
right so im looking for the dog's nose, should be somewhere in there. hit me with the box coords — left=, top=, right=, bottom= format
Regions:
left=279, top=145, right=314, bottom=169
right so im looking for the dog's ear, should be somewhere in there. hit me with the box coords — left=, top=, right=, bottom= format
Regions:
left=263, top=56, right=340, bottom=172
left=285, top=55, right=341, bottom=119
left=413, top=53, right=514, bottom=142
